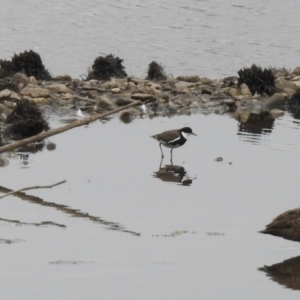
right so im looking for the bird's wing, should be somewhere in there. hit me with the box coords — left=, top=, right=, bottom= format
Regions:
left=156, top=131, right=180, bottom=144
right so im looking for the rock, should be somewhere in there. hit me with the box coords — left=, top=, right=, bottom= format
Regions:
left=29, top=76, right=38, bottom=85
left=0, top=104, right=12, bottom=118
left=54, top=74, right=72, bottom=81
left=176, top=75, right=201, bottom=83
left=263, top=93, right=286, bottom=110
left=115, top=97, right=134, bottom=106
left=190, top=101, right=200, bottom=108
left=30, top=97, right=48, bottom=105
left=11, top=72, right=29, bottom=86
left=199, top=94, right=211, bottom=102
left=150, top=83, right=162, bottom=90
left=292, top=66, right=300, bottom=76
left=291, top=76, right=300, bottom=81
left=9, top=92, right=21, bottom=101
left=223, top=99, right=236, bottom=106
left=103, top=78, right=126, bottom=89
left=291, top=81, right=300, bottom=88
left=282, top=88, right=296, bottom=98
left=228, top=87, right=240, bottom=98
left=200, top=77, right=214, bottom=84
left=127, top=77, right=144, bottom=85
left=270, top=109, right=284, bottom=118
left=275, top=79, right=298, bottom=90
left=60, top=93, right=75, bottom=101
left=131, top=93, right=156, bottom=101
left=111, top=88, right=121, bottom=94
left=203, top=101, right=220, bottom=108
left=173, top=95, right=192, bottom=107
left=146, top=86, right=161, bottom=96
left=161, top=83, right=173, bottom=91
left=167, top=101, right=178, bottom=114
left=175, top=81, right=195, bottom=92
left=240, top=83, right=252, bottom=96
left=119, top=109, right=136, bottom=124
left=96, top=96, right=116, bottom=110
left=3, top=100, right=16, bottom=109
left=44, top=83, right=72, bottom=94
left=20, top=87, right=50, bottom=98
left=0, top=89, right=12, bottom=100
left=201, top=86, right=213, bottom=95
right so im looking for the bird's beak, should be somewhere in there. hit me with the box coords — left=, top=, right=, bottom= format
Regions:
left=192, top=133, right=197, bottom=136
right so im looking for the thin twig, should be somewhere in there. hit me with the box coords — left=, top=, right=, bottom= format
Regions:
left=0, top=180, right=66, bottom=199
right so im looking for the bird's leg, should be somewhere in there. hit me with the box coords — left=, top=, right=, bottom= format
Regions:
left=170, top=148, right=173, bottom=165
left=159, top=156, right=163, bottom=169
left=159, top=143, right=164, bottom=158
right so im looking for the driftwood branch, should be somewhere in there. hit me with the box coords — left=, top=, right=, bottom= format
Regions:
left=0, top=100, right=141, bottom=154
left=0, top=180, right=66, bottom=199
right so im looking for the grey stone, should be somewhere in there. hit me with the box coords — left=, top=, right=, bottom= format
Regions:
left=0, top=89, right=12, bottom=100
left=176, top=75, right=201, bottom=83
left=175, top=81, right=195, bottom=92
left=96, top=96, right=116, bottom=110
left=131, top=93, right=156, bottom=101
left=11, top=72, right=29, bottom=86
left=20, top=87, right=50, bottom=98
left=263, top=93, right=286, bottom=110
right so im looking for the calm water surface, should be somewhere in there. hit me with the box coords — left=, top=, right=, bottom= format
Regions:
left=2, top=0, right=300, bottom=298
left=1, top=0, right=300, bottom=78
left=1, top=111, right=300, bottom=299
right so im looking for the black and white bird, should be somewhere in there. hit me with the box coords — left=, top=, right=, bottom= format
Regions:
left=151, top=127, right=197, bottom=160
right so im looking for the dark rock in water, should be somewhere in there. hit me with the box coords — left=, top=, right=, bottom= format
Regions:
left=5, top=100, right=49, bottom=139
left=119, top=109, right=136, bottom=124
left=237, top=64, right=276, bottom=96
left=260, top=207, right=300, bottom=242
left=146, top=61, right=167, bottom=81
left=0, top=50, right=52, bottom=80
left=86, top=54, right=127, bottom=81
left=46, top=142, right=56, bottom=151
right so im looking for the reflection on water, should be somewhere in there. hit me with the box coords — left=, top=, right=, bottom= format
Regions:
left=0, top=185, right=140, bottom=236
left=153, top=160, right=193, bottom=186
left=238, top=112, right=274, bottom=135
left=259, top=256, right=300, bottom=290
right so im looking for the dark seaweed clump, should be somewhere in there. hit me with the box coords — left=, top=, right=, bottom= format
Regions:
left=0, top=50, right=52, bottom=80
left=238, top=64, right=276, bottom=96
left=0, top=79, right=19, bottom=92
left=286, top=91, right=300, bottom=119
left=5, top=100, right=50, bottom=139
left=146, top=61, right=167, bottom=81
left=86, top=54, right=127, bottom=81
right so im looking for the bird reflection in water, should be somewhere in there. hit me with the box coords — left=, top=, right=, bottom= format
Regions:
left=153, top=158, right=193, bottom=186
left=259, top=256, right=300, bottom=291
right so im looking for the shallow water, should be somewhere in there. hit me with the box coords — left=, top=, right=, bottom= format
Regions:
left=1, top=111, right=300, bottom=299
left=1, top=0, right=300, bottom=78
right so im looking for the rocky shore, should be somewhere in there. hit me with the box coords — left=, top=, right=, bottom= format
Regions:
left=0, top=66, right=300, bottom=126
left=1, top=50, right=300, bottom=143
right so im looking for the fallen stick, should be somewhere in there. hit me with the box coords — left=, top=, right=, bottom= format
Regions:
left=0, top=100, right=141, bottom=154
left=0, top=180, right=66, bottom=199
